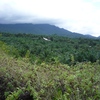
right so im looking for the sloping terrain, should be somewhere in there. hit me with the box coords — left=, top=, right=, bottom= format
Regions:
left=0, top=40, right=100, bottom=100
left=0, top=23, right=96, bottom=38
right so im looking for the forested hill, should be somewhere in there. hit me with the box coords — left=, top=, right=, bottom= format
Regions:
left=0, top=23, right=96, bottom=38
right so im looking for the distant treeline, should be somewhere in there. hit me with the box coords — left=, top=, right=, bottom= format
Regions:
left=0, top=32, right=100, bottom=65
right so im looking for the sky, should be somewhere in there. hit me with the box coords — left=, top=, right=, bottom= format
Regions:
left=0, top=0, right=100, bottom=37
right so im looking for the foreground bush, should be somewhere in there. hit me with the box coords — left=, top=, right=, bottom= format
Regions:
left=0, top=48, right=100, bottom=100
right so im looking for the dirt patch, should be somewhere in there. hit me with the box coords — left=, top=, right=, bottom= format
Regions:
left=18, top=91, right=33, bottom=100
left=0, top=77, right=8, bottom=100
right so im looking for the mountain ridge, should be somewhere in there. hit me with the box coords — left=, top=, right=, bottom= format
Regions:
left=0, top=23, right=98, bottom=38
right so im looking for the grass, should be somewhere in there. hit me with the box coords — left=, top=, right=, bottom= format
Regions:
left=0, top=45, right=100, bottom=100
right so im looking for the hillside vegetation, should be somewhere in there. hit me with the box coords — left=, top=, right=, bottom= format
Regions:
left=0, top=24, right=96, bottom=38
left=0, top=33, right=100, bottom=100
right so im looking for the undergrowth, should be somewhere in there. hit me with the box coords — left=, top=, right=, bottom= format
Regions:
left=0, top=40, right=100, bottom=100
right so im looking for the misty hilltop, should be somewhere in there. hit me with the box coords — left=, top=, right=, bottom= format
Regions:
left=0, top=23, right=97, bottom=38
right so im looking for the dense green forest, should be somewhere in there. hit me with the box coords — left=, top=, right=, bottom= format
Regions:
left=0, top=32, right=100, bottom=100
left=0, top=32, right=100, bottom=65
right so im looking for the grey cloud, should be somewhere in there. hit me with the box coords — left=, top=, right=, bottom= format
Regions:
left=0, top=1, right=62, bottom=25
left=1, top=0, right=100, bottom=37
left=0, top=12, right=61, bottom=25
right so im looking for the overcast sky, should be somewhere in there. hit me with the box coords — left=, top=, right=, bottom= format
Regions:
left=0, top=0, right=100, bottom=37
